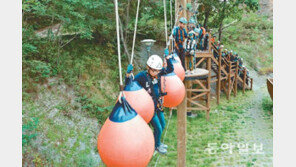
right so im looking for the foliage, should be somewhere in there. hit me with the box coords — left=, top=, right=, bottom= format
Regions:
left=22, top=116, right=39, bottom=146
left=262, top=96, right=273, bottom=114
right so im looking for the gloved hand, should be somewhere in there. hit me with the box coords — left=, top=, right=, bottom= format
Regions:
left=127, top=64, right=133, bottom=74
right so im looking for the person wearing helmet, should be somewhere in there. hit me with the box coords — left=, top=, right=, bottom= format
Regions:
left=173, top=17, right=188, bottom=70
left=211, top=34, right=216, bottom=44
left=125, top=49, right=174, bottom=154
left=202, top=32, right=209, bottom=51
left=185, top=30, right=197, bottom=71
left=188, top=17, right=196, bottom=32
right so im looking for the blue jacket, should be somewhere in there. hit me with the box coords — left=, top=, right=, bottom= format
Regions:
left=125, top=58, right=174, bottom=109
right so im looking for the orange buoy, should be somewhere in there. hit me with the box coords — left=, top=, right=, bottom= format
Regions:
left=161, top=72, right=185, bottom=107
left=171, top=56, right=185, bottom=81
left=123, top=80, right=154, bottom=123
left=98, top=97, right=154, bottom=167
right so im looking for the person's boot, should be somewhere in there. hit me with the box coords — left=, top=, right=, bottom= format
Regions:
left=156, top=146, right=167, bottom=154
left=160, top=143, right=168, bottom=149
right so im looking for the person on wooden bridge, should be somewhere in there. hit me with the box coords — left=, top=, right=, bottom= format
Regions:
left=125, top=49, right=174, bottom=154
left=173, top=17, right=188, bottom=70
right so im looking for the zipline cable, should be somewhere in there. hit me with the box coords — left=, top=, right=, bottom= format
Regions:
left=130, top=0, right=141, bottom=64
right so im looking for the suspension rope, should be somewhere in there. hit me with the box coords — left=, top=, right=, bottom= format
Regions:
left=163, top=0, right=168, bottom=47
left=114, top=0, right=124, bottom=101
left=130, top=0, right=141, bottom=64
left=170, top=0, right=173, bottom=31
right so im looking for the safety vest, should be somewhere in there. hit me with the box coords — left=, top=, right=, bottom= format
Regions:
left=174, top=26, right=187, bottom=44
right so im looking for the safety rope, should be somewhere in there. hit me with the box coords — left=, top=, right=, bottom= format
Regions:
left=130, top=0, right=141, bottom=65
left=170, top=0, right=173, bottom=31
left=163, top=0, right=168, bottom=46
left=114, top=0, right=124, bottom=102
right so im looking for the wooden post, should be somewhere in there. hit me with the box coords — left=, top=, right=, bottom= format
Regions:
left=206, top=57, right=211, bottom=121
left=217, top=49, right=221, bottom=104
left=227, top=61, right=231, bottom=100
left=243, top=69, right=246, bottom=93
left=251, top=78, right=253, bottom=90
left=234, top=62, right=238, bottom=97
left=177, top=80, right=188, bottom=167
left=186, top=81, right=192, bottom=112
left=181, top=0, right=186, bottom=18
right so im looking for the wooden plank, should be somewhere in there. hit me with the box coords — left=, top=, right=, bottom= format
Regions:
left=234, top=62, right=238, bottom=97
left=196, top=52, right=212, bottom=57
left=227, top=61, right=231, bottom=100
left=194, top=80, right=207, bottom=90
left=186, top=89, right=210, bottom=92
left=195, top=57, right=205, bottom=67
left=187, top=98, right=208, bottom=110
left=191, top=92, right=208, bottom=100
left=243, top=69, right=246, bottom=93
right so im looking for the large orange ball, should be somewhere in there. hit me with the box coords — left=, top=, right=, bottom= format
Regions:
left=161, top=72, right=186, bottom=107
left=172, top=61, right=185, bottom=81
left=124, top=81, right=154, bottom=123
left=165, top=54, right=185, bottom=81
left=97, top=99, right=154, bottom=167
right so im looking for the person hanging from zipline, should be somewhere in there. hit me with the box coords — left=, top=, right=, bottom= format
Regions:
left=125, top=49, right=174, bottom=154
left=173, top=17, right=188, bottom=70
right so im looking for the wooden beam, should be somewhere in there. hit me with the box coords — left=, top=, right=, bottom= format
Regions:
left=243, top=69, right=246, bottom=93
left=234, top=62, right=238, bottom=97
left=217, top=51, right=221, bottom=105
left=177, top=78, right=187, bottom=167
left=206, top=56, right=211, bottom=120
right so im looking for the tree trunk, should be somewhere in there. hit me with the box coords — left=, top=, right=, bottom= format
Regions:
left=203, top=9, right=210, bottom=29
left=218, top=22, right=223, bottom=41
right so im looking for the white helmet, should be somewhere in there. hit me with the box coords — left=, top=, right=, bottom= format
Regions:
left=147, top=55, right=163, bottom=70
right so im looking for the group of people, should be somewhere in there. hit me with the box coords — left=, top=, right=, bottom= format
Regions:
left=172, top=17, right=210, bottom=72
left=211, top=38, right=250, bottom=82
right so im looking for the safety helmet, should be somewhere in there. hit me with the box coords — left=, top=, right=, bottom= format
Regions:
left=147, top=55, right=163, bottom=70
left=230, top=50, right=233, bottom=53
left=179, top=17, right=188, bottom=24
